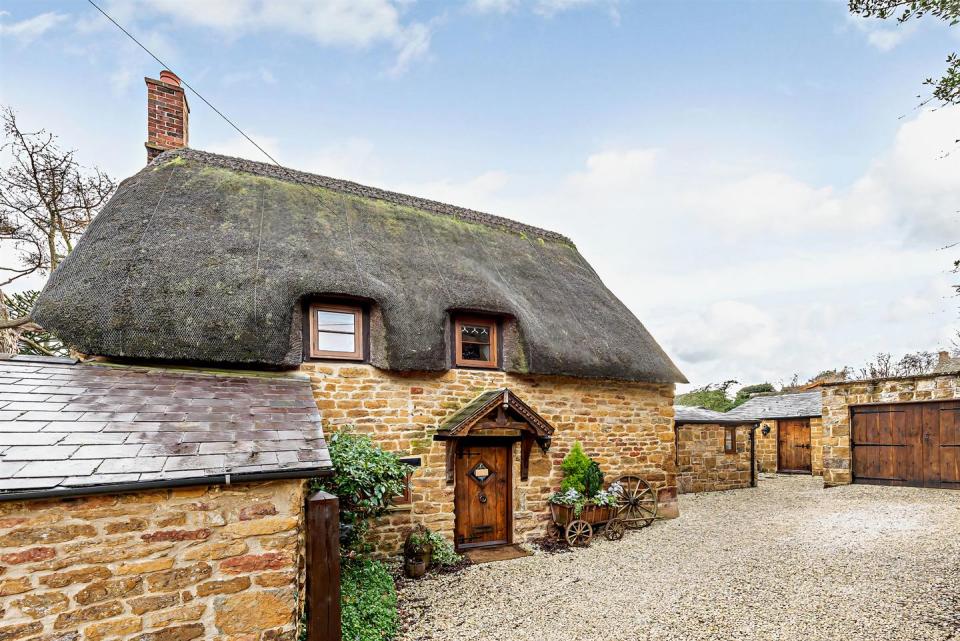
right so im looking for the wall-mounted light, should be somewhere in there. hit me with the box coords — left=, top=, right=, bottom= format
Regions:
left=761, top=425, right=771, bottom=436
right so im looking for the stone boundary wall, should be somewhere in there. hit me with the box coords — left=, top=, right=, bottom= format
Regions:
left=301, top=363, right=676, bottom=554
left=822, top=374, right=960, bottom=486
left=676, top=423, right=752, bottom=493
left=0, top=480, right=306, bottom=641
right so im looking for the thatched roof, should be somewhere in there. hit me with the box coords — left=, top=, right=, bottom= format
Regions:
left=33, top=149, right=685, bottom=383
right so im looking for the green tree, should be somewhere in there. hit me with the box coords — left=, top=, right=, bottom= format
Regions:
left=675, top=380, right=738, bottom=412
left=733, top=383, right=775, bottom=408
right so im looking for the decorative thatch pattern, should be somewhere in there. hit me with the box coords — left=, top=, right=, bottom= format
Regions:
left=34, top=149, right=685, bottom=383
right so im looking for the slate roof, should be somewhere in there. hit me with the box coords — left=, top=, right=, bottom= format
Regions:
left=0, top=356, right=331, bottom=499
left=32, top=148, right=686, bottom=384
left=674, top=405, right=757, bottom=424
left=722, top=391, right=822, bottom=420
left=933, top=354, right=960, bottom=375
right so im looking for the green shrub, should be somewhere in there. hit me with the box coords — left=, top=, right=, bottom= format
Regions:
left=583, top=460, right=603, bottom=498
left=341, top=558, right=398, bottom=641
left=559, top=442, right=592, bottom=495
left=309, top=428, right=412, bottom=548
left=425, top=530, right=462, bottom=567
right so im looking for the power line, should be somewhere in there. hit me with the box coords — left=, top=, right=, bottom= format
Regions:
left=85, top=0, right=282, bottom=168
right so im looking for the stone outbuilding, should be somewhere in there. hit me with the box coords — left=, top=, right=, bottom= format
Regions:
left=820, top=353, right=960, bottom=488
left=724, top=392, right=823, bottom=476
left=0, top=355, right=335, bottom=641
left=28, top=70, right=687, bottom=558
left=674, top=406, right=758, bottom=493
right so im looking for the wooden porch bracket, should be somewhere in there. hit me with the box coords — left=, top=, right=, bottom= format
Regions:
left=306, top=490, right=341, bottom=641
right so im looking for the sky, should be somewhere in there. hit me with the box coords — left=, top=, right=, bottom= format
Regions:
left=1, top=0, right=958, bottom=390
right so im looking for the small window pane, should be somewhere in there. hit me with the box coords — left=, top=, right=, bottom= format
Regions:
left=316, top=311, right=355, bottom=333
left=317, top=331, right=356, bottom=353
left=461, top=324, right=491, bottom=344
left=461, top=342, right=490, bottom=362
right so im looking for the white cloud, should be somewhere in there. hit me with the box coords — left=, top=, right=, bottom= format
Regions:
left=0, top=11, right=67, bottom=45
left=130, top=0, right=432, bottom=75
left=469, top=0, right=519, bottom=14
left=391, top=106, right=960, bottom=386
left=845, top=15, right=917, bottom=52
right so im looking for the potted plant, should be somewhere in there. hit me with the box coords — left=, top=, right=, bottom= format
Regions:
left=548, top=443, right=614, bottom=526
left=403, top=525, right=432, bottom=578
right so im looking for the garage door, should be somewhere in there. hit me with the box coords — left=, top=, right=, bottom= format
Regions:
left=851, top=401, right=960, bottom=489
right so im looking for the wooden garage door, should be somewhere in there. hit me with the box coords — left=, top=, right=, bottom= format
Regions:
left=851, top=401, right=960, bottom=489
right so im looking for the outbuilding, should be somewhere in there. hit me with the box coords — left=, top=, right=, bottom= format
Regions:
left=820, top=353, right=960, bottom=488
left=723, top=392, right=823, bottom=476
left=673, top=406, right=759, bottom=493
left=0, top=355, right=339, bottom=641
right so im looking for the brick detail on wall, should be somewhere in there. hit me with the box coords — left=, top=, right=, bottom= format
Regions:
left=0, top=480, right=306, bottom=641
left=821, top=375, right=960, bottom=486
left=676, top=423, right=753, bottom=493
left=145, top=72, right=189, bottom=163
left=300, top=363, right=676, bottom=554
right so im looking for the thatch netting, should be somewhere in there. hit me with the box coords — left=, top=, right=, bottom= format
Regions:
left=34, top=149, right=685, bottom=383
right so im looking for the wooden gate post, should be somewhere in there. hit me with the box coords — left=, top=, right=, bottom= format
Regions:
left=307, top=491, right=341, bottom=641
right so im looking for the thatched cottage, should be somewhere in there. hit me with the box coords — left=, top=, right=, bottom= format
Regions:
left=673, top=406, right=758, bottom=493
left=21, top=69, right=687, bottom=568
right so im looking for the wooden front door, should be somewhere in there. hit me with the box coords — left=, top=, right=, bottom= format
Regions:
left=454, top=443, right=511, bottom=550
left=852, top=401, right=960, bottom=489
left=778, top=418, right=811, bottom=473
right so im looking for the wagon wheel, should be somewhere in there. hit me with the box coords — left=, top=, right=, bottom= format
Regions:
left=565, top=520, right=593, bottom=547
left=613, top=475, right=658, bottom=529
left=604, top=517, right=626, bottom=541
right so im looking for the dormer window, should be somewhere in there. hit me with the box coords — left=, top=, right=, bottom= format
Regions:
left=454, top=316, right=499, bottom=369
left=309, top=303, right=364, bottom=360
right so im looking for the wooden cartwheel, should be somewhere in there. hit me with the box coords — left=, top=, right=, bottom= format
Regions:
left=611, top=475, right=658, bottom=528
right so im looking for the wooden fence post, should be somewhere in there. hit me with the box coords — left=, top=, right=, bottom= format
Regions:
left=307, top=490, right=341, bottom=641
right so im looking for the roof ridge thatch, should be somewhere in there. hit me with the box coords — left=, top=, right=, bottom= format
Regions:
left=154, top=148, right=573, bottom=245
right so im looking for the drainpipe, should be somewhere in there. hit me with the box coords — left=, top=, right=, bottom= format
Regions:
left=749, top=423, right=759, bottom=488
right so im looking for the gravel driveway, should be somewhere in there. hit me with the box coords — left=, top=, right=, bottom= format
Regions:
left=399, top=475, right=960, bottom=641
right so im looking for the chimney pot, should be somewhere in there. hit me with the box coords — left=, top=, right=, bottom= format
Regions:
left=158, top=70, right=181, bottom=87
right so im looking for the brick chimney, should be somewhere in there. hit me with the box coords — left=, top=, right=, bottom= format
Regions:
left=145, top=70, right=189, bottom=162
left=939, top=350, right=951, bottom=365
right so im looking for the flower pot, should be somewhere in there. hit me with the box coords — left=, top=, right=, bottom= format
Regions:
left=405, top=557, right=427, bottom=579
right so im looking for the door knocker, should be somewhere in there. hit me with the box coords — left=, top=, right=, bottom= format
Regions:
left=478, top=492, right=488, bottom=504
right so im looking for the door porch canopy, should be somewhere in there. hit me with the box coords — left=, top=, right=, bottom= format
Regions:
left=435, top=388, right=555, bottom=482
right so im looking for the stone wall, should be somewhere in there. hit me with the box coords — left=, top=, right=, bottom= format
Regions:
left=0, top=480, right=306, bottom=641
left=810, top=416, right=824, bottom=476
left=676, top=423, right=753, bottom=493
left=821, top=374, right=960, bottom=486
left=301, top=363, right=676, bottom=554
left=755, top=420, right=777, bottom=473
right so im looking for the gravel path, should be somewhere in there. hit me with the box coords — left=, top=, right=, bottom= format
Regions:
left=398, top=475, right=960, bottom=641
